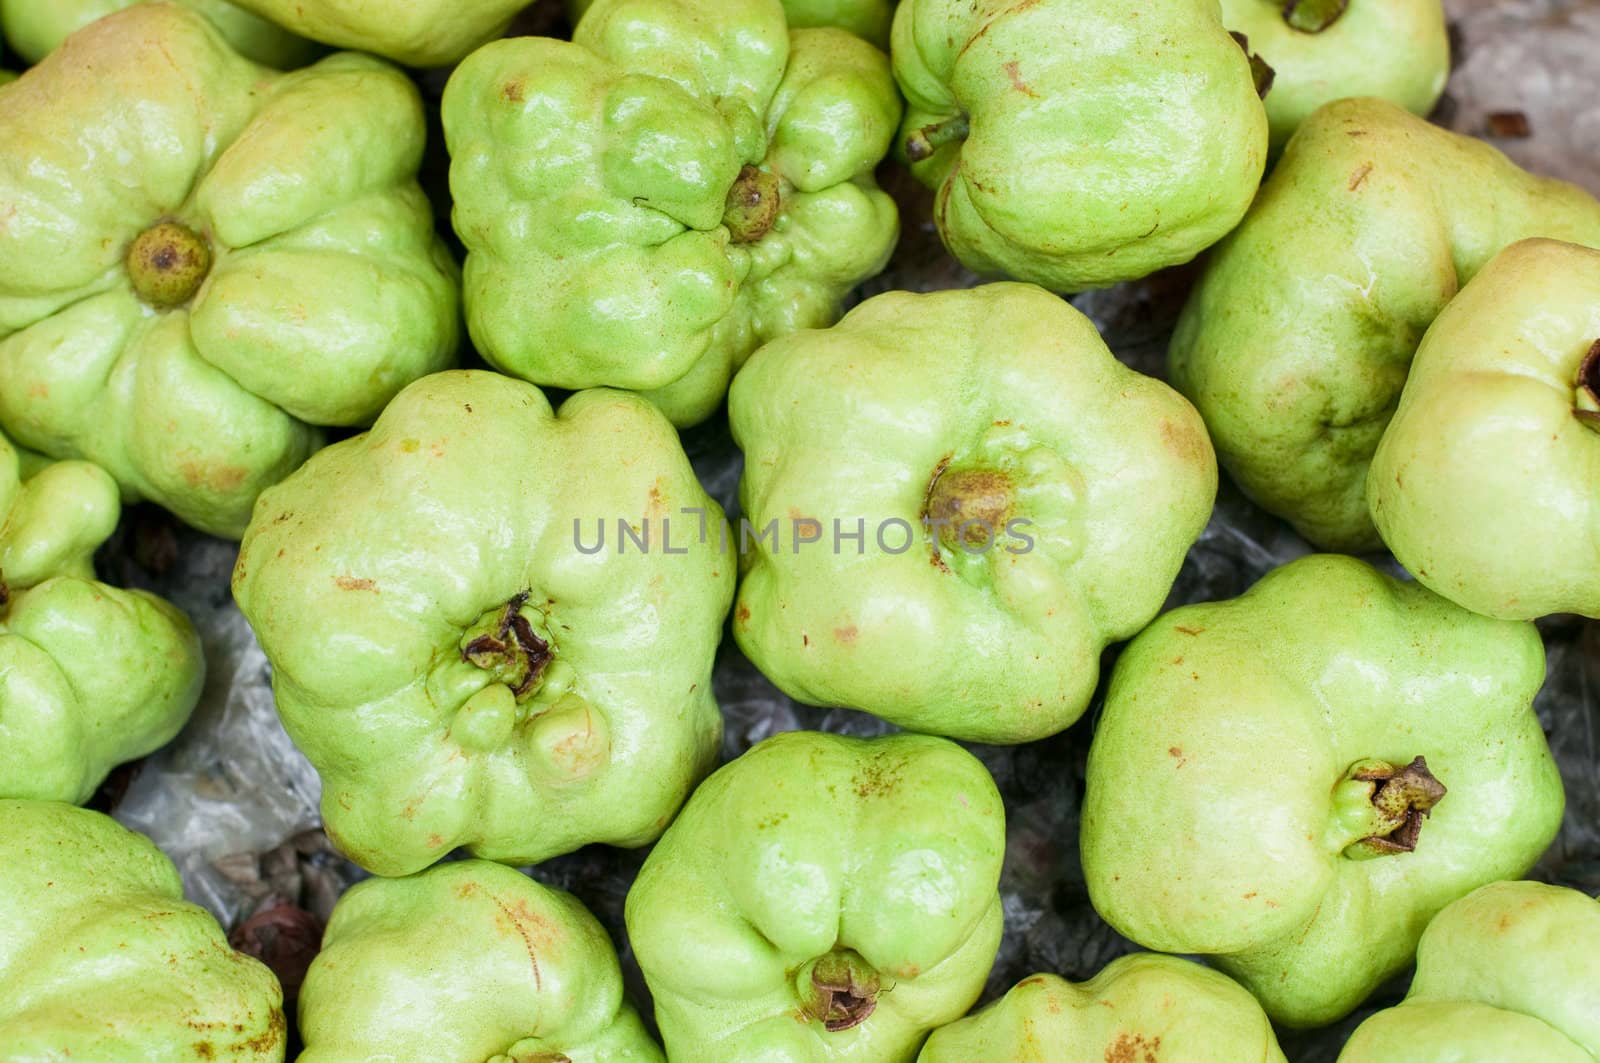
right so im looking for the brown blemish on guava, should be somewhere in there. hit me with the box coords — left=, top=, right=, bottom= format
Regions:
left=834, top=625, right=858, bottom=644
left=1105, top=1031, right=1162, bottom=1062
left=851, top=756, right=905, bottom=798
left=335, top=576, right=377, bottom=592
left=179, top=462, right=249, bottom=493
left=486, top=890, right=550, bottom=992
left=1174, top=625, right=1204, bottom=636
left=1348, top=163, right=1372, bottom=191
left=234, top=1009, right=285, bottom=1054
left=1003, top=61, right=1038, bottom=97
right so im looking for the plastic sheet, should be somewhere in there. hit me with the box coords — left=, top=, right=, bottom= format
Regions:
left=94, top=0, right=1599, bottom=1056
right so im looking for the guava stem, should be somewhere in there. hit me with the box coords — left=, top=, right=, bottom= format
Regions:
left=722, top=165, right=781, bottom=244
left=1229, top=33, right=1277, bottom=99
left=1575, top=339, right=1600, bottom=428
left=796, top=949, right=881, bottom=1033
left=905, top=114, right=970, bottom=163
left=127, top=221, right=211, bottom=308
left=1340, top=756, right=1447, bottom=857
left=1282, top=0, right=1349, bottom=33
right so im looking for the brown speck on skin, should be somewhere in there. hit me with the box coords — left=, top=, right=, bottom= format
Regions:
left=1487, top=111, right=1531, bottom=138
left=834, top=625, right=858, bottom=644
left=1348, top=163, right=1373, bottom=191
left=335, top=576, right=377, bottom=592
left=1174, top=625, right=1204, bottom=636
left=1105, top=1032, right=1162, bottom=1063
left=486, top=890, right=548, bottom=992
left=736, top=603, right=751, bottom=624
left=1003, top=60, right=1039, bottom=97
left=502, top=79, right=525, bottom=103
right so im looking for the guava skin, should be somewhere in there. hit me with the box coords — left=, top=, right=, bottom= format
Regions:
left=0, top=430, right=204, bottom=805
left=0, top=800, right=286, bottom=1060
left=1339, top=881, right=1600, bottom=1062
left=1082, top=554, right=1564, bottom=1028
left=1170, top=97, right=1600, bottom=552
left=0, top=0, right=317, bottom=67
left=626, top=731, right=1006, bottom=1063
left=444, top=0, right=901, bottom=427
left=918, top=954, right=1287, bottom=1063
left=0, top=4, right=460, bottom=537
left=731, top=283, right=1216, bottom=743
left=226, top=0, right=526, bottom=67
left=233, top=371, right=733, bottom=878
left=894, top=0, right=1268, bottom=292
left=1369, top=238, right=1600, bottom=620
left=568, top=0, right=894, bottom=46
left=299, top=860, right=662, bottom=1063
left=1219, top=0, right=1448, bottom=153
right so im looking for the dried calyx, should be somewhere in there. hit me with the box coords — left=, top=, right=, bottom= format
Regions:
left=1576, top=339, right=1600, bottom=427
left=1229, top=33, right=1277, bottom=99
left=127, top=220, right=212, bottom=308
left=1342, top=756, right=1448, bottom=857
left=905, top=114, right=970, bottom=163
left=1283, top=0, right=1349, bottom=33
left=723, top=165, right=782, bottom=243
left=461, top=591, right=552, bottom=699
left=796, top=949, right=882, bottom=1032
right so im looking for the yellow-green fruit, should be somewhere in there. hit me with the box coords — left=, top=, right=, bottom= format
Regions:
left=568, top=0, right=894, bottom=47
left=233, top=371, right=733, bottom=878
left=0, top=429, right=204, bottom=805
left=1082, top=555, right=1564, bottom=1028
left=1219, top=0, right=1448, bottom=153
left=1369, top=239, right=1600, bottom=620
left=627, top=731, right=1006, bottom=1063
left=299, top=861, right=662, bottom=1062
left=225, top=0, right=525, bottom=66
left=919, top=955, right=1287, bottom=1063
left=731, top=283, right=1216, bottom=743
left=1339, top=881, right=1600, bottom=1062
left=893, top=0, right=1267, bottom=291
left=444, top=0, right=901, bottom=426
left=0, top=800, right=286, bottom=1059
left=0, top=0, right=317, bottom=67
left=1171, top=98, right=1600, bottom=551
left=0, top=4, right=460, bottom=537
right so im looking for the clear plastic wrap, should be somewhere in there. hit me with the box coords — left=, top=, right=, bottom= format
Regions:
left=94, top=1, right=1598, bottom=1055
